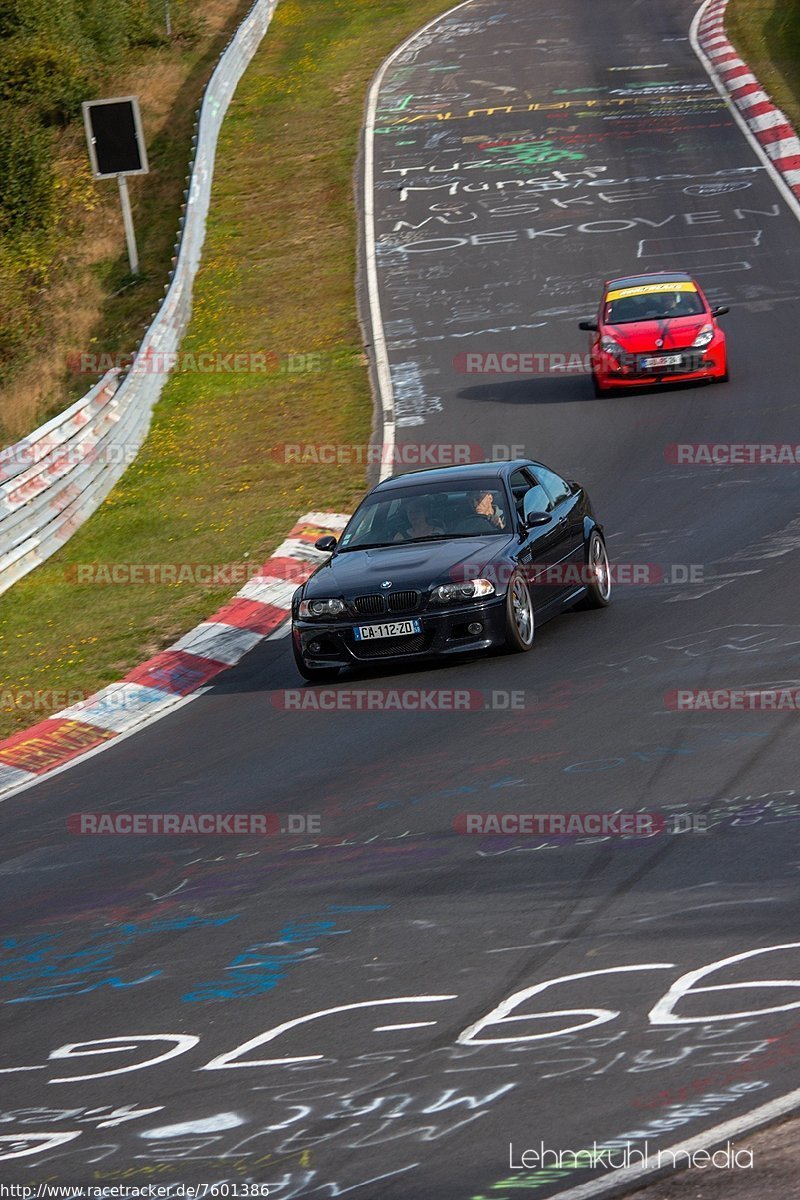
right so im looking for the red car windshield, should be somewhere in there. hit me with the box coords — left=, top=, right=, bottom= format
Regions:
left=605, top=289, right=706, bottom=324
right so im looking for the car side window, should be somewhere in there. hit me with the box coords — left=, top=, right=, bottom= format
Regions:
left=510, top=467, right=552, bottom=521
left=534, top=464, right=572, bottom=508
left=341, top=506, right=375, bottom=546
left=509, top=469, right=530, bottom=520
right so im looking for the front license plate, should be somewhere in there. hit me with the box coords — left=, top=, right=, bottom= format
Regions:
left=641, top=354, right=682, bottom=369
left=354, top=620, right=421, bottom=641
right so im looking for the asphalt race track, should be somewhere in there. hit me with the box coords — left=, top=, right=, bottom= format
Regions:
left=2, top=1, right=800, bottom=1196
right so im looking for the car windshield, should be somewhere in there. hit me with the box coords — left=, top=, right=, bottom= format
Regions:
left=338, top=480, right=510, bottom=550
left=605, top=287, right=705, bottom=324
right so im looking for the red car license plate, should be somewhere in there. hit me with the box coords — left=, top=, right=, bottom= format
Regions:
left=641, top=354, right=682, bottom=369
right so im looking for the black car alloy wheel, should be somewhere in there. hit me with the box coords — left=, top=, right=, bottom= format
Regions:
left=576, top=530, right=612, bottom=610
left=503, top=572, right=535, bottom=652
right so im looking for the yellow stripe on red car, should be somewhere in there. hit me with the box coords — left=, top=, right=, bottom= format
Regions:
left=606, top=281, right=698, bottom=301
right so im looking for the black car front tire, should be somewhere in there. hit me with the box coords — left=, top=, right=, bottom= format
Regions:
left=292, top=636, right=341, bottom=682
left=503, top=573, right=535, bottom=652
left=574, top=530, right=612, bottom=610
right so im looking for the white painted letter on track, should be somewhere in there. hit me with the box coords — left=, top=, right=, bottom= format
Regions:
left=458, top=965, right=674, bottom=1045
left=650, top=943, right=800, bottom=1025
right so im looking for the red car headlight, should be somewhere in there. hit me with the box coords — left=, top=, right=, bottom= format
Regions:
left=692, top=323, right=715, bottom=349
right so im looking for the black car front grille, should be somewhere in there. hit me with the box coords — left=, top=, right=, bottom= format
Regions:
left=353, top=594, right=386, bottom=615
left=351, top=632, right=428, bottom=659
left=387, top=590, right=420, bottom=613
left=352, top=590, right=420, bottom=616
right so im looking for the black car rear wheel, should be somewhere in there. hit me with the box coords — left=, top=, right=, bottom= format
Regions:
left=503, top=573, right=535, bottom=652
left=575, top=530, right=612, bottom=610
left=292, top=637, right=341, bottom=682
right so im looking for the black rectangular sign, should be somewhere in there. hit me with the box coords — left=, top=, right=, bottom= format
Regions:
left=82, top=96, right=149, bottom=179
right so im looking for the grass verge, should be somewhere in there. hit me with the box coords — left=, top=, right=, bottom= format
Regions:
left=726, top=0, right=800, bottom=131
left=0, top=0, right=451, bottom=739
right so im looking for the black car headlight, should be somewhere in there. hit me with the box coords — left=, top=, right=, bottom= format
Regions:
left=298, top=598, right=346, bottom=619
left=434, top=578, right=495, bottom=603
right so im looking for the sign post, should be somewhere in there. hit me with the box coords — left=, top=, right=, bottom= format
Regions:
left=82, top=96, right=150, bottom=276
left=117, top=176, right=139, bottom=275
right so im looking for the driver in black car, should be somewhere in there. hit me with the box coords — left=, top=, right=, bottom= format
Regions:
left=392, top=496, right=445, bottom=542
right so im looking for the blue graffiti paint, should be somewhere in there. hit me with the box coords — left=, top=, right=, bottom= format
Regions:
left=1, top=915, right=239, bottom=1004
left=182, top=918, right=345, bottom=1002
left=181, top=907, right=389, bottom=1002
left=563, top=731, right=768, bottom=774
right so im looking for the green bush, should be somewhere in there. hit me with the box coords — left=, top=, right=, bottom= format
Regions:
left=0, top=0, right=97, bottom=52
left=0, top=36, right=95, bottom=125
left=0, top=235, right=51, bottom=384
left=77, top=0, right=138, bottom=60
left=0, top=104, right=54, bottom=232
left=0, top=1, right=20, bottom=38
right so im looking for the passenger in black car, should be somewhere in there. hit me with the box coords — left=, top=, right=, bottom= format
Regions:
left=468, top=489, right=507, bottom=531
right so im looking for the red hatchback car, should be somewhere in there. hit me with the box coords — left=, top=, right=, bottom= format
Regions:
left=579, top=272, right=729, bottom=396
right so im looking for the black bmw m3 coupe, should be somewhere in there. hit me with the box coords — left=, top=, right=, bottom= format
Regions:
left=291, top=459, right=611, bottom=681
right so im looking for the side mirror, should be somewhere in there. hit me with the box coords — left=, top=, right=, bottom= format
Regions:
left=315, top=535, right=338, bottom=552
left=710, top=305, right=729, bottom=317
left=578, top=320, right=599, bottom=332
left=524, top=511, right=552, bottom=529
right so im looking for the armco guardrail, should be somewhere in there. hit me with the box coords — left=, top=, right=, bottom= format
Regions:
left=0, top=0, right=278, bottom=598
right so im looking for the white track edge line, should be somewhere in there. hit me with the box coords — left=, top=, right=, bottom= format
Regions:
left=0, top=689, right=206, bottom=805
left=363, top=0, right=479, bottom=483
left=545, top=1084, right=800, bottom=1199
left=0, top=598, right=301, bottom=805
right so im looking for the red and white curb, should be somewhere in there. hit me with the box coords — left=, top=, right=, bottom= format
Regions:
left=0, top=511, right=349, bottom=799
left=693, top=0, right=800, bottom=216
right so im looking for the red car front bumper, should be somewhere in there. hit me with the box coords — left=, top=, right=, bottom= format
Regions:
left=593, top=332, right=727, bottom=391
